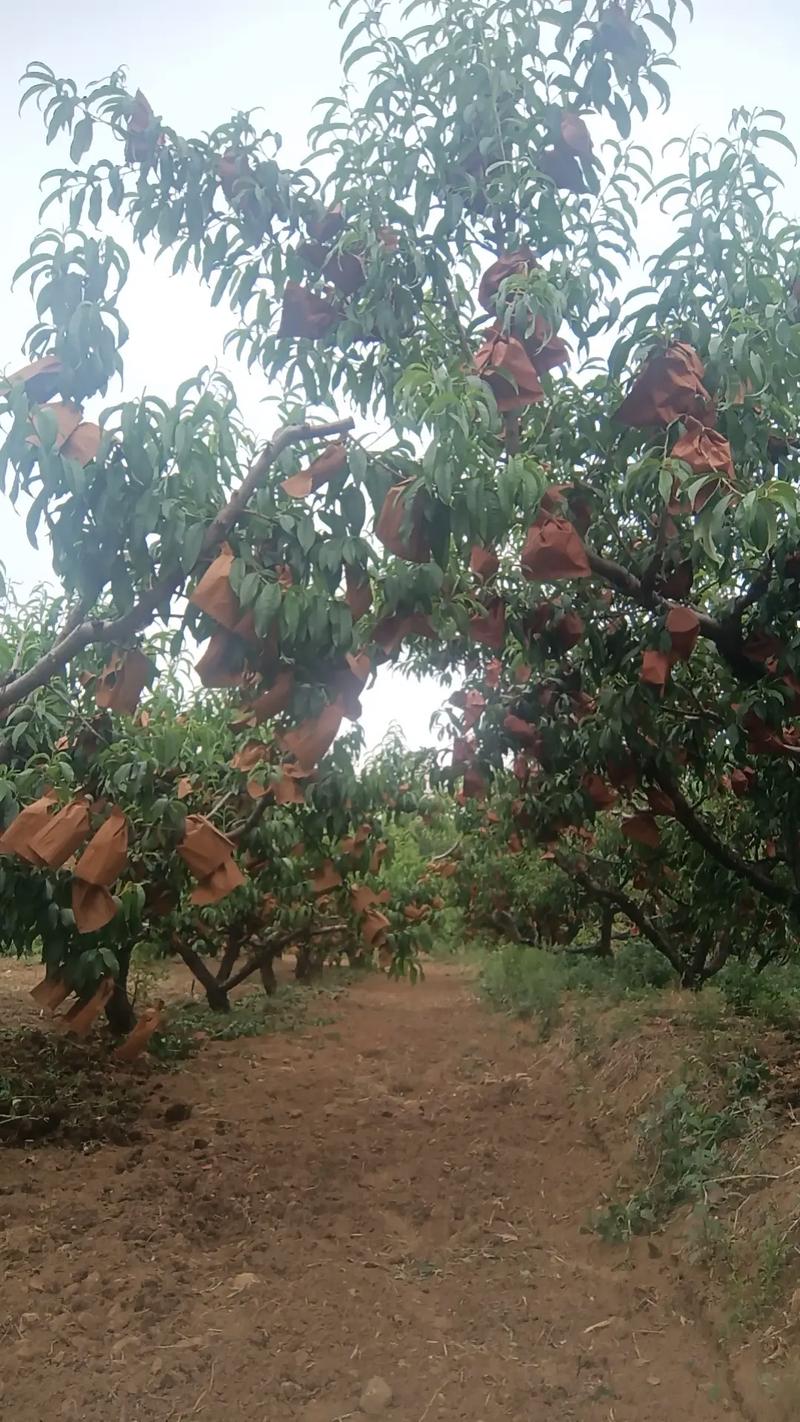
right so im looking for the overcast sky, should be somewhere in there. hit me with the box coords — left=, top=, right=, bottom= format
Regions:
left=2, top=0, right=799, bottom=749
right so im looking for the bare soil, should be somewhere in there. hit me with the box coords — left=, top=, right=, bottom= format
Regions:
left=0, top=959, right=756, bottom=1421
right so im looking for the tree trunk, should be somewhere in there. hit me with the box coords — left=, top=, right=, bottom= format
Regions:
left=217, top=934, right=242, bottom=983
left=177, top=943, right=230, bottom=1012
left=105, top=944, right=136, bottom=1035
left=295, top=942, right=313, bottom=982
left=682, top=933, right=712, bottom=989
left=259, top=953, right=278, bottom=996
left=598, top=907, right=614, bottom=960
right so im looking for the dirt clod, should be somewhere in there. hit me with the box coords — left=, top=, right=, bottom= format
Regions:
left=359, top=1376, right=393, bottom=1415
left=163, top=1101, right=192, bottom=1123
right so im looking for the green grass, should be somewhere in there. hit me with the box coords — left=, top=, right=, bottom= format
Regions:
left=479, top=940, right=676, bottom=1038
left=594, top=1056, right=768, bottom=1241
left=149, top=980, right=340, bottom=1063
left=480, top=944, right=571, bottom=1036
left=716, top=960, right=800, bottom=1031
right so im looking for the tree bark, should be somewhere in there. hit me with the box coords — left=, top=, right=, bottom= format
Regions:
left=259, top=954, right=278, bottom=996
left=176, top=943, right=230, bottom=1012
left=216, top=935, right=242, bottom=984
left=105, top=944, right=136, bottom=1034
left=598, top=906, right=614, bottom=959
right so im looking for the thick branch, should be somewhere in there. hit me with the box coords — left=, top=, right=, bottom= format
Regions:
left=650, top=763, right=800, bottom=911
left=557, top=853, right=685, bottom=975
left=585, top=548, right=786, bottom=686
left=219, top=921, right=347, bottom=993
left=0, top=416, right=354, bottom=714
left=174, top=941, right=231, bottom=1011
left=586, top=549, right=723, bottom=645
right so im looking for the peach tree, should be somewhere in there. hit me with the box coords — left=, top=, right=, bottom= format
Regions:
left=4, top=0, right=800, bottom=1025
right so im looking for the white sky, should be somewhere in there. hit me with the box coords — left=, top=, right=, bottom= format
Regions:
left=2, top=0, right=799, bottom=749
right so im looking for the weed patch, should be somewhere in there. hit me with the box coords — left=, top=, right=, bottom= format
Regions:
left=150, top=982, right=334, bottom=1063
left=594, top=1058, right=768, bottom=1240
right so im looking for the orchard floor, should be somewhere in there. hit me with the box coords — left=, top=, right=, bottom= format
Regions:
left=0, top=960, right=753, bottom=1422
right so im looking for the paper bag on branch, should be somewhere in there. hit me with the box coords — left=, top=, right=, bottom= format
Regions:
left=538, top=145, right=587, bottom=192
left=278, top=282, right=340, bottom=339
left=57, top=978, right=114, bottom=1037
left=474, top=333, right=543, bottom=412
left=345, top=567, right=373, bottom=620
left=190, top=857, right=246, bottom=906
left=7, top=354, right=62, bottom=403
left=230, top=739, right=269, bottom=772
left=582, top=774, right=616, bottom=809
left=29, top=799, right=91, bottom=869
left=468, top=598, right=506, bottom=651
left=647, top=787, right=675, bottom=816
left=369, top=840, right=388, bottom=874
left=666, top=607, right=700, bottom=661
left=350, top=884, right=379, bottom=914
left=503, top=714, right=542, bottom=750
left=281, top=441, right=348, bottom=498
left=621, top=814, right=661, bottom=849
left=125, top=89, right=161, bottom=164
left=478, top=247, right=536, bottom=312
left=61, top=421, right=102, bottom=466
left=0, top=791, right=57, bottom=863
left=640, top=649, right=671, bottom=690
left=74, top=806, right=129, bottom=886
left=310, top=860, right=343, bottom=894
left=375, top=480, right=431, bottom=562
left=178, top=815, right=236, bottom=879
left=281, top=698, right=344, bottom=771
left=71, top=882, right=117, bottom=934
left=247, top=668, right=295, bottom=722
left=615, top=343, right=711, bottom=428
left=372, top=612, right=435, bottom=657
left=521, top=517, right=591, bottom=581
left=360, top=908, right=390, bottom=947
left=671, top=417, right=734, bottom=479
left=553, top=609, right=584, bottom=650
left=525, top=317, right=571, bottom=377
left=561, top=110, right=593, bottom=157
left=189, top=544, right=240, bottom=631
left=273, top=769, right=307, bottom=805
left=27, top=400, right=81, bottom=451
left=95, top=649, right=153, bottom=714
left=469, top=545, right=499, bottom=581
left=195, top=631, right=250, bottom=688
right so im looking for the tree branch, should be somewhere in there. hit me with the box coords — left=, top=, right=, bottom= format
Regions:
left=649, top=762, right=800, bottom=912
left=557, top=852, right=685, bottom=975
left=586, top=549, right=766, bottom=681
left=0, top=416, right=355, bottom=714
left=174, top=941, right=231, bottom=1011
left=219, top=921, right=346, bottom=993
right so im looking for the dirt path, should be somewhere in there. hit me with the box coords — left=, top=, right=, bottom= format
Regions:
left=0, top=963, right=744, bottom=1422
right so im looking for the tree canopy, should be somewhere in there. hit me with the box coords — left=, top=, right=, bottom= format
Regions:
left=3, top=0, right=800, bottom=1040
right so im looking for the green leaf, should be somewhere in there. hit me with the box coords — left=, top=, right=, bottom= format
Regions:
left=238, top=570, right=261, bottom=608
left=763, top=482, right=797, bottom=514
left=348, top=444, right=368, bottom=483
left=70, top=115, right=93, bottom=163
left=181, top=522, right=206, bottom=574
left=254, top=580, right=281, bottom=636
left=297, top=518, right=316, bottom=555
